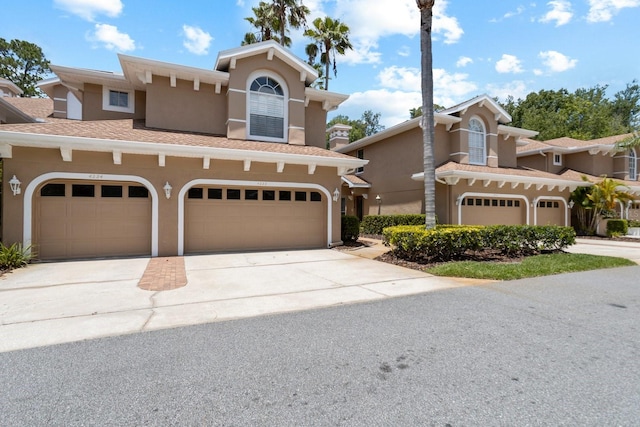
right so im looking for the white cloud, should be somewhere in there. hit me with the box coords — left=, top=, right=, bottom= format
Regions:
left=504, top=5, right=526, bottom=18
left=540, top=0, right=573, bottom=26
left=88, top=23, right=135, bottom=51
left=587, top=0, right=640, bottom=22
left=485, top=81, right=529, bottom=102
left=338, top=65, right=478, bottom=127
left=182, top=25, right=213, bottom=55
left=495, top=54, right=524, bottom=74
left=397, top=46, right=411, bottom=57
left=456, top=56, right=473, bottom=68
left=539, top=50, right=577, bottom=72
left=54, top=0, right=123, bottom=21
left=334, top=0, right=463, bottom=65
left=236, top=0, right=245, bottom=6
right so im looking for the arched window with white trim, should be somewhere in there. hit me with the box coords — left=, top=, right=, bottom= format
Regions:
left=468, top=117, right=486, bottom=165
left=248, top=73, right=287, bottom=142
left=630, top=149, right=637, bottom=181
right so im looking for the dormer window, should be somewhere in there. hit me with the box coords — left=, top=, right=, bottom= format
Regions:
left=248, top=75, right=286, bottom=142
left=630, top=149, right=637, bottom=181
left=553, top=153, right=563, bottom=166
left=468, top=117, right=486, bottom=165
left=102, top=87, right=135, bottom=114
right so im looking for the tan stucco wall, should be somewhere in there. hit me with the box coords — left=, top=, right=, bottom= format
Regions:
left=305, top=101, right=327, bottom=149
left=145, top=76, right=227, bottom=135
left=497, top=138, right=518, bottom=168
left=518, top=153, right=548, bottom=171
left=82, top=83, right=146, bottom=121
left=2, top=147, right=343, bottom=255
left=53, top=85, right=68, bottom=119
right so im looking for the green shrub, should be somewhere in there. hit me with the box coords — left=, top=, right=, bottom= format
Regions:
left=360, top=214, right=427, bottom=235
left=382, top=225, right=576, bottom=261
left=628, top=220, right=640, bottom=228
left=0, top=242, right=33, bottom=270
left=341, top=215, right=360, bottom=242
left=606, top=219, right=628, bottom=237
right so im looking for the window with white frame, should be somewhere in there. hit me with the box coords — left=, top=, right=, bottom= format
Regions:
left=630, top=149, right=638, bottom=181
left=468, top=118, right=486, bottom=165
left=102, top=87, right=135, bottom=114
left=248, top=75, right=285, bottom=141
left=356, top=149, right=364, bottom=173
left=553, top=153, right=562, bottom=166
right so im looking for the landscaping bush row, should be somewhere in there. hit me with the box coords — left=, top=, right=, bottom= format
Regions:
left=606, top=219, right=628, bottom=237
left=341, top=215, right=360, bottom=242
left=360, top=214, right=428, bottom=235
left=382, top=225, right=576, bottom=261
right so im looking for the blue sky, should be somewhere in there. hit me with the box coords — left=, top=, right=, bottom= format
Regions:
left=2, top=0, right=639, bottom=128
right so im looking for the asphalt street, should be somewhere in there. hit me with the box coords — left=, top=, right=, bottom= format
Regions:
left=1, top=266, right=639, bottom=426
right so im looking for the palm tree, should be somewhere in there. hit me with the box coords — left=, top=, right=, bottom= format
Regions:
left=416, top=0, right=437, bottom=229
left=272, top=0, right=310, bottom=47
left=243, top=1, right=279, bottom=45
left=304, top=16, right=353, bottom=91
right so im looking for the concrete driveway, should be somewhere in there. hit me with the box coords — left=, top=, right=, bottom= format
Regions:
left=0, top=249, right=466, bottom=353
left=2, top=238, right=638, bottom=353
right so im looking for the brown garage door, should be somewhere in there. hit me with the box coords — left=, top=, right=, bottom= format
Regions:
left=461, top=196, right=525, bottom=225
left=34, top=181, right=152, bottom=260
left=536, top=200, right=564, bottom=225
left=185, top=186, right=326, bottom=253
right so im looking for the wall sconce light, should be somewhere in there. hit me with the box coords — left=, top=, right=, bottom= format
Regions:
left=163, top=181, right=172, bottom=199
left=332, top=188, right=340, bottom=202
left=568, top=200, right=575, bottom=209
left=9, top=175, right=21, bottom=196
left=375, top=194, right=381, bottom=204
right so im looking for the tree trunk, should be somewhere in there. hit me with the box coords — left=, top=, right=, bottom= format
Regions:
left=419, top=2, right=437, bottom=229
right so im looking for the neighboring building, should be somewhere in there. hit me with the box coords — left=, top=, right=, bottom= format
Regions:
left=332, top=94, right=640, bottom=227
left=517, top=134, right=640, bottom=220
left=0, top=40, right=366, bottom=260
left=0, top=78, right=23, bottom=98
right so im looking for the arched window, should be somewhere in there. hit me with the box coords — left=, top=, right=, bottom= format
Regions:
left=468, top=118, right=486, bottom=165
left=248, top=75, right=285, bottom=141
left=630, top=149, right=638, bottom=181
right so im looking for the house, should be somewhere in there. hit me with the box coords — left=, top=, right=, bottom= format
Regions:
left=331, top=94, right=640, bottom=227
left=517, top=134, right=640, bottom=220
left=0, top=78, right=23, bottom=98
left=0, top=40, right=367, bottom=260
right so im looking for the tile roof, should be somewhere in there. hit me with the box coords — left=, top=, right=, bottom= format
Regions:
left=341, top=174, right=371, bottom=188
left=559, top=169, right=640, bottom=189
left=2, top=97, right=53, bottom=120
left=543, top=133, right=632, bottom=148
left=0, top=118, right=351, bottom=159
left=517, top=138, right=553, bottom=154
left=436, top=161, right=582, bottom=181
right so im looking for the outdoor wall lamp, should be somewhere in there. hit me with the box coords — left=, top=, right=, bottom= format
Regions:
left=375, top=194, right=381, bottom=203
left=163, top=181, right=172, bottom=199
left=332, top=188, right=340, bottom=202
left=9, top=175, right=21, bottom=196
left=568, top=200, right=575, bottom=209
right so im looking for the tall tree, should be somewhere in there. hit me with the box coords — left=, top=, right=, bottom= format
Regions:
left=242, top=1, right=279, bottom=45
left=326, top=110, right=385, bottom=143
left=0, top=38, right=50, bottom=97
left=304, top=16, right=353, bottom=91
left=416, top=0, right=437, bottom=230
left=272, top=0, right=310, bottom=47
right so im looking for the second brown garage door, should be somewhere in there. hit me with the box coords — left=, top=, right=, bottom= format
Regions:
left=185, top=186, right=326, bottom=253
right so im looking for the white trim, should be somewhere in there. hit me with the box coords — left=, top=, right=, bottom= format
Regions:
left=177, top=179, right=333, bottom=255
left=457, top=192, right=530, bottom=225
left=449, top=151, right=467, bottom=157
left=227, top=88, right=246, bottom=94
left=226, top=118, right=246, bottom=123
left=53, top=97, right=67, bottom=102
left=532, top=196, right=569, bottom=226
left=468, top=116, right=487, bottom=166
left=553, top=153, right=563, bottom=166
left=102, top=86, right=135, bottom=114
left=290, top=98, right=305, bottom=104
left=23, top=172, right=159, bottom=257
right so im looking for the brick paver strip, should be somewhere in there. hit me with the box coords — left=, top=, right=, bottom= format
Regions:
left=138, top=257, right=188, bottom=291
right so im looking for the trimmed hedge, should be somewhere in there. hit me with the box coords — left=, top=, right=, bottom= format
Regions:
left=606, top=219, right=628, bottom=237
left=628, top=220, right=640, bottom=228
left=383, top=225, right=576, bottom=261
left=360, top=214, right=428, bottom=235
left=341, top=215, right=360, bottom=242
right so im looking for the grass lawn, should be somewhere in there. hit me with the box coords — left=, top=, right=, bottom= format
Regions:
left=425, top=253, right=636, bottom=280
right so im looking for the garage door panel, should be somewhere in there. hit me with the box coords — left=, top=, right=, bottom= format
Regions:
left=35, top=181, right=151, bottom=260
left=185, top=187, right=326, bottom=253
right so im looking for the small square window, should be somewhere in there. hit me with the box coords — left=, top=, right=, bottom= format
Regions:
left=208, top=188, right=223, bottom=199
left=514, top=200, right=520, bottom=207
left=483, top=199, right=490, bottom=206
left=227, top=189, right=241, bottom=200
left=129, top=186, right=149, bottom=198
left=263, top=190, right=275, bottom=201
left=553, top=154, right=562, bottom=166
left=41, top=183, right=65, bottom=197
left=188, top=188, right=204, bottom=199
left=553, top=201, right=559, bottom=208
left=310, top=192, right=322, bottom=202
left=492, top=199, right=498, bottom=207
left=507, top=200, right=513, bottom=207
left=245, top=189, right=259, bottom=200
left=72, top=184, right=94, bottom=197
left=279, top=191, right=291, bottom=201
left=101, top=185, right=123, bottom=198
left=461, top=198, right=467, bottom=206
left=499, top=200, right=506, bottom=207
left=476, top=199, right=482, bottom=206
left=109, top=90, right=129, bottom=108
left=295, top=191, right=307, bottom=202
left=538, top=201, right=545, bottom=208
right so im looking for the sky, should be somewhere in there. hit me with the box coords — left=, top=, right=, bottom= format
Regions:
left=2, top=0, right=639, bottom=128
